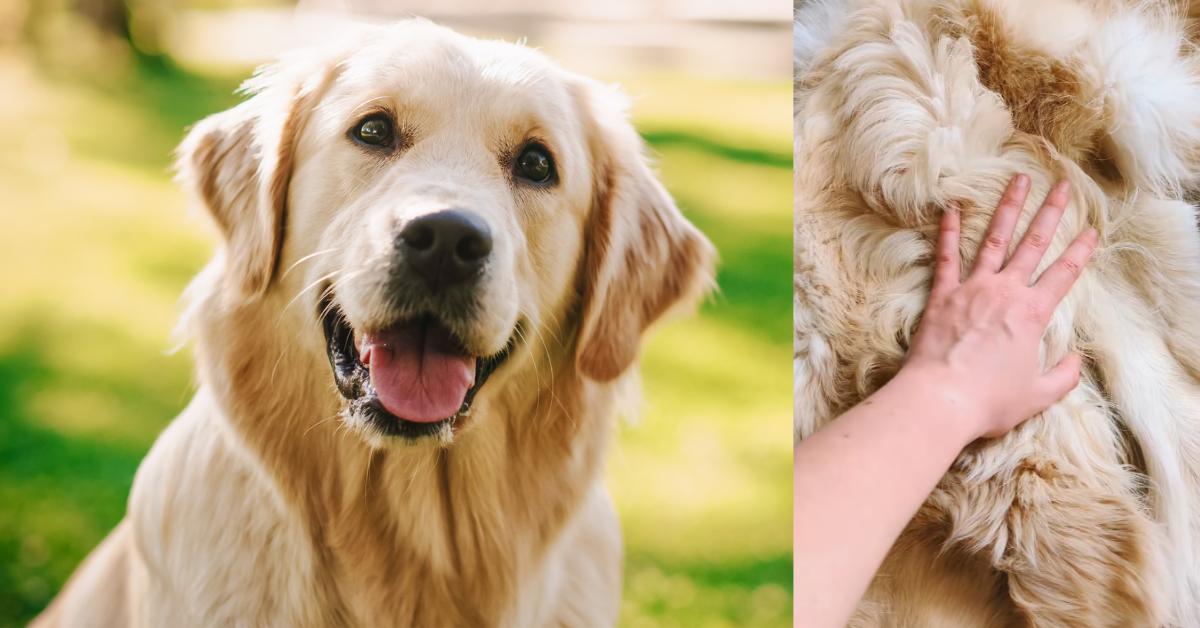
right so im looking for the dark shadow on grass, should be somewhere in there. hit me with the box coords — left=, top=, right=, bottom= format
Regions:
left=643, top=130, right=792, bottom=169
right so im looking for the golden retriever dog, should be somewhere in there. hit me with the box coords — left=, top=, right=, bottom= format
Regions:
left=32, top=19, right=714, bottom=627
left=795, top=0, right=1200, bottom=626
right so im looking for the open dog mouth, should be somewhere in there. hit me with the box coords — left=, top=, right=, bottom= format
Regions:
left=319, top=292, right=510, bottom=440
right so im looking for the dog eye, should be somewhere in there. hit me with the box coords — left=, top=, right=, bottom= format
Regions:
left=354, top=116, right=393, bottom=146
left=516, top=145, right=554, bottom=183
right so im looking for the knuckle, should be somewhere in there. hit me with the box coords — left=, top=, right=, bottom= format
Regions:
left=1024, top=232, right=1048, bottom=250
left=1060, top=258, right=1083, bottom=276
left=937, top=252, right=955, bottom=266
left=983, top=233, right=1007, bottom=251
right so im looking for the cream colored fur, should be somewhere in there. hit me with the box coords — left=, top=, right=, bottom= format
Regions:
left=796, top=0, right=1200, bottom=625
left=32, top=20, right=714, bottom=628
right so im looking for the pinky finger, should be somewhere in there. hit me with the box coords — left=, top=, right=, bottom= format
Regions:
left=1034, top=228, right=1099, bottom=304
left=931, top=207, right=962, bottom=298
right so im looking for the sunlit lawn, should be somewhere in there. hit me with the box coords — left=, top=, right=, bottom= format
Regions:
left=0, top=50, right=791, bottom=627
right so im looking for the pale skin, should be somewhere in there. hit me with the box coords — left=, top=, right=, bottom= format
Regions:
left=794, top=174, right=1100, bottom=628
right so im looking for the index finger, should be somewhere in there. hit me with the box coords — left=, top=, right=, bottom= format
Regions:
left=930, top=207, right=962, bottom=298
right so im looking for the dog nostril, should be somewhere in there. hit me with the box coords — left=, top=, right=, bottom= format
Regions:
left=456, top=233, right=491, bottom=262
left=401, top=223, right=436, bottom=251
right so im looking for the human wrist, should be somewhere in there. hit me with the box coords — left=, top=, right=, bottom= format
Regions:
left=883, top=364, right=988, bottom=448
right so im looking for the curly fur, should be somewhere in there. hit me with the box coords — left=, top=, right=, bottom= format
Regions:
left=796, top=0, right=1200, bottom=625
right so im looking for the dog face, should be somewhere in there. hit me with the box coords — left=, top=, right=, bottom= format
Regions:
left=176, top=21, right=714, bottom=446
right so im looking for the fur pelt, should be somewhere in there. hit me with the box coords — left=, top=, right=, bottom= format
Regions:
left=796, top=0, right=1200, bottom=625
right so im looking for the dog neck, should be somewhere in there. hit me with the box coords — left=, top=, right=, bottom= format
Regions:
left=188, top=286, right=617, bottom=626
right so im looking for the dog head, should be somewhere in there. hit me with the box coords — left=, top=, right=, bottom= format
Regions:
left=176, top=20, right=714, bottom=446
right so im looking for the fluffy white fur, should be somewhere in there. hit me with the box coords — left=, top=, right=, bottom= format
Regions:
left=796, top=0, right=1200, bottom=625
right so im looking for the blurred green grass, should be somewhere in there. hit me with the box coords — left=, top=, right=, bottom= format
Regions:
left=0, top=52, right=791, bottom=627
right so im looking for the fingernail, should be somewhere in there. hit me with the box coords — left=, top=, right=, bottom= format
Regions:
left=1014, top=174, right=1029, bottom=189
left=1056, top=180, right=1071, bottom=194
left=1087, top=227, right=1098, bottom=240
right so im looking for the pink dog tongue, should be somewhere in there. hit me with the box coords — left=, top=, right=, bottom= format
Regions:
left=360, top=322, right=476, bottom=423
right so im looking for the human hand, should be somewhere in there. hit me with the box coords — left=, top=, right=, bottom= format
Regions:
left=903, top=174, right=1098, bottom=441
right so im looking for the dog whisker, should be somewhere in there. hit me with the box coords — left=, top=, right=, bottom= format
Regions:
left=526, top=316, right=561, bottom=431
left=530, top=317, right=559, bottom=384
left=269, top=345, right=290, bottom=390
left=278, top=269, right=346, bottom=330
left=363, top=450, right=375, bottom=496
left=326, top=269, right=367, bottom=298
left=404, top=453, right=432, bottom=499
left=510, top=323, right=544, bottom=422
left=304, top=413, right=342, bottom=437
left=282, top=248, right=342, bottom=278
left=550, top=390, right=576, bottom=433
left=309, top=270, right=369, bottom=330
left=539, top=308, right=568, bottom=349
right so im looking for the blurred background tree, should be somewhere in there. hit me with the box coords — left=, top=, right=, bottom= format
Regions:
left=72, top=0, right=132, bottom=40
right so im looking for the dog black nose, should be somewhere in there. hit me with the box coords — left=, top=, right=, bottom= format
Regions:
left=397, top=210, right=492, bottom=292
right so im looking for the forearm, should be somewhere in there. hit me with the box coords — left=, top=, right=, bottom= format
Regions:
left=791, top=177, right=1092, bottom=627
left=793, top=367, right=979, bottom=628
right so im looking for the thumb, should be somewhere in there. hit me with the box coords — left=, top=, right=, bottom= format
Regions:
left=1039, top=353, right=1082, bottom=405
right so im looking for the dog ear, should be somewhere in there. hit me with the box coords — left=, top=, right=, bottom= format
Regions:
left=175, top=55, right=336, bottom=299
left=571, top=79, right=717, bottom=382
